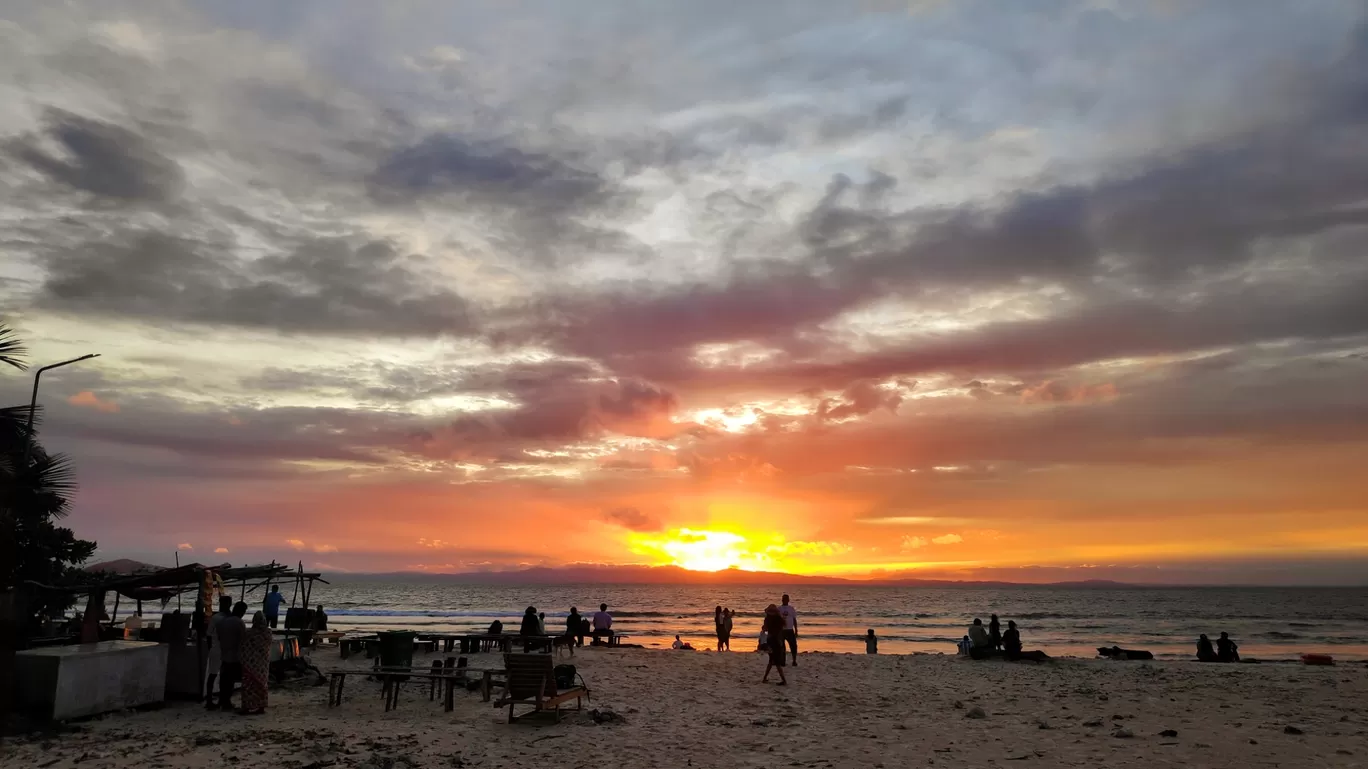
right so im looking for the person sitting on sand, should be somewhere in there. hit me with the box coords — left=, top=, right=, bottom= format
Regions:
left=866, top=629, right=878, bottom=654
left=592, top=603, right=614, bottom=643
left=1002, top=620, right=1022, bottom=660
left=1217, top=632, right=1240, bottom=663
left=957, top=635, right=972, bottom=657
left=967, top=618, right=993, bottom=659
left=1196, top=633, right=1218, bottom=662
left=761, top=604, right=788, bottom=685
left=672, top=635, right=694, bottom=650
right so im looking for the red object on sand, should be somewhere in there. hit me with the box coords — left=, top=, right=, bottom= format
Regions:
left=1301, top=654, right=1334, bottom=666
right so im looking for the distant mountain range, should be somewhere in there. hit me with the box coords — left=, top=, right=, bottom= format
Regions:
left=335, top=563, right=1134, bottom=588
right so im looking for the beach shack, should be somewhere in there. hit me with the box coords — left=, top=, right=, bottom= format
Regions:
left=15, top=561, right=327, bottom=719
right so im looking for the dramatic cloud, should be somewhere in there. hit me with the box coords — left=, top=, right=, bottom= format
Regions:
left=2, top=2, right=1366, bottom=581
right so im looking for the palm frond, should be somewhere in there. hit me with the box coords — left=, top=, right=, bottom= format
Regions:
left=0, top=324, right=29, bottom=371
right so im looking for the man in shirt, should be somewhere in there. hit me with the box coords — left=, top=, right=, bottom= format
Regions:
left=263, top=585, right=286, bottom=629
left=778, top=594, right=798, bottom=666
left=216, top=602, right=248, bottom=711
left=591, top=603, right=613, bottom=644
left=203, top=596, right=232, bottom=709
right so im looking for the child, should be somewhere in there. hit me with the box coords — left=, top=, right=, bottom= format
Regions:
left=672, top=634, right=694, bottom=650
left=757, top=628, right=769, bottom=652
left=865, top=629, right=878, bottom=654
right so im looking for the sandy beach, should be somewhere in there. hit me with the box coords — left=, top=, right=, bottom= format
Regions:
left=4, top=648, right=1365, bottom=768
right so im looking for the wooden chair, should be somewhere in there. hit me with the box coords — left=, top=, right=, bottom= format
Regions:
left=494, top=653, right=588, bottom=723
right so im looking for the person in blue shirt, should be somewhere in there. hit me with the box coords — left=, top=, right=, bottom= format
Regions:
left=263, top=585, right=286, bottom=629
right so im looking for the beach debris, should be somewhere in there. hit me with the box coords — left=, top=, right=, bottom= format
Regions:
left=965, top=706, right=987, bottom=719
left=1035, top=718, right=1052, bottom=730
left=1083, top=718, right=1103, bottom=727
left=1159, top=729, right=1178, bottom=738
left=1112, top=727, right=1134, bottom=739
left=952, top=700, right=964, bottom=709
left=591, top=708, right=626, bottom=725
left=1283, top=725, right=1304, bottom=735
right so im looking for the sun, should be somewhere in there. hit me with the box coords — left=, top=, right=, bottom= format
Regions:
left=628, top=528, right=773, bottom=572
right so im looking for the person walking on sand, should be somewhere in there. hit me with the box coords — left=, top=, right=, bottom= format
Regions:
left=239, top=611, right=271, bottom=715
left=778, top=594, right=799, bottom=666
left=989, top=614, right=1002, bottom=650
left=715, top=605, right=724, bottom=651
left=761, top=604, right=788, bottom=685
left=722, top=608, right=734, bottom=651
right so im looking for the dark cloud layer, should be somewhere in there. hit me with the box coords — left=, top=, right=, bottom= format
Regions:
left=6, top=108, right=185, bottom=204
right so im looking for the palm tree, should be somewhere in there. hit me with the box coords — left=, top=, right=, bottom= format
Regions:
left=0, top=323, right=28, bottom=371
left=0, top=322, right=96, bottom=625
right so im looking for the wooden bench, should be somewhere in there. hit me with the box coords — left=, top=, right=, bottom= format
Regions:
left=494, top=653, right=588, bottom=723
left=329, top=657, right=479, bottom=712
left=339, top=635, right=378, bottom=659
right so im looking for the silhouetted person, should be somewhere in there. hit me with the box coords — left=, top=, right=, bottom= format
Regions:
left=865, top=629, right=878, bottom=655
left=989, top=614, right=1002, bottom=650
left=779, top=594, right=798, bottom=666
left=761, top=604, right=787, bottom=685
left=1217, top=632, right=1239, bottom=662
left=967, top=618, right=992, bottom=659
left=312, top=605, right=328, bottom=631
left=567, top=607, right=583, bottom=646
left=487, top=619, right=504, bottom=636
left=263, top=585, right=285, bottom=629
left=1196, top=634, right=1217, bottom=662
left=217, top=602, right=248, bottom=711
left=1002, top=620, right=1022, bottom=660
left=592, top=603, right=614, bottom=643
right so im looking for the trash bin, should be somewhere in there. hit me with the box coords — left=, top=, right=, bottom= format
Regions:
left=378, top=631, right=416, bottom=670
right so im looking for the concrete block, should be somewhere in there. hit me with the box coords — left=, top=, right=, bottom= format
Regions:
left=15, top=640, right=168, bottom=720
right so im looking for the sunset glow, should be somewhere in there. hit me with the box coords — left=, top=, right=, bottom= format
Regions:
left=2, top=2, right=1367, bottom=585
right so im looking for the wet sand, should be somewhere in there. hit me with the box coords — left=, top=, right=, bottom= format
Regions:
left=4, top=648, right=1366, bottom=768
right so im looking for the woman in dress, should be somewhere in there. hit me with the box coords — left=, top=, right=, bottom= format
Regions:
left=239, top=611, right=272, bottom=715
left=761, top=604, right=788, bottom=685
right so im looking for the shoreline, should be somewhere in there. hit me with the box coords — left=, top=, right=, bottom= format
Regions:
left=6, top=647, right=1366, bottom=768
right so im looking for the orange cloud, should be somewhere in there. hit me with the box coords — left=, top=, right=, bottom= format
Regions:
left=1019, top=380, right=1118, bottom=404
left=214, top=547, right=229, bottom=554
left=67, top=390, right=119, bottom=413
left=177, top=542, right=193, bottom=550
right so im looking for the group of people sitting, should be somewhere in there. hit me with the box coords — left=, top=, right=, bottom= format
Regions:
left=959, top=613, right=1051, bottom=662
left=488, top=603, right=619, bottom=648
left=1197, top=632, right=1240, bottom=662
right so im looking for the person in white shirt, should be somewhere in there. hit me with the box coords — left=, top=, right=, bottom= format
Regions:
left=778, top=593, right=799, bottom=666
left=671, top=634, right=693, bottom=650
left=591, top=603, right=614, bottom=644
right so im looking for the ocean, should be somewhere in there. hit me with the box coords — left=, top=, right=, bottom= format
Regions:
left=267, top=580, right=1368, bottom=661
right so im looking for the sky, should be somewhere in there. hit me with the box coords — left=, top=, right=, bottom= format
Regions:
left=1, top=0, right=1366, bottom=585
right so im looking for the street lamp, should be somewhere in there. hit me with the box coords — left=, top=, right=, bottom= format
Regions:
left=21, top=353, right=101, bottom=468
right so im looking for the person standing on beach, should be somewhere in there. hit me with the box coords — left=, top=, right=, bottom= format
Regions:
left=203, top=595, right=232, bottom=709
left=567, top=607, right=584, bottom=646
left=761, top=604, right=788, bottom=684
left=217, top=602, right=248, bottom=711
left=263, top=585, right=285, bottom=629
left=239, top=611, right=271, bottom=715
left=989, top=614, right=1002, bottom=650
left=722, top=608, right=734, bottom=651
left=715, top=606, right=724, bottom=651
left=866, top=629, right=878, bottom=654
left=778, top=594, right=798, bottom=666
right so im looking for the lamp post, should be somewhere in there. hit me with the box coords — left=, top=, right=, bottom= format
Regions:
left=21, top=353, right=100, bottom=468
